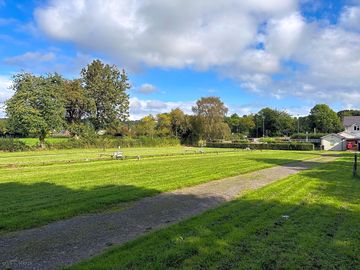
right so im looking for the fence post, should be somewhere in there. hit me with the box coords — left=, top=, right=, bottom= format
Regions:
left=353, top=153, right=358, bottom=177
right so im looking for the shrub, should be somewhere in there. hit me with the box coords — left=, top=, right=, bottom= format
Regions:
left=0, top=138, right=30, bottom=152
left=206, top=142, right=314, bottom=151
left=291, top=133, right=328, bottom=139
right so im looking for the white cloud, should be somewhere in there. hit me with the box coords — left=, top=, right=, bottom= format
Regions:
left=129, top=97, right=194, bottom=120
left=32, top=0, right=360, bottom=108
left=137, top=83, right=157, bottom=94
left=0, top=76, right=12, bottom=103
left=4, top=51, right=56, bottom=66
left=266, top=12, right=306, bottom=59
left=340, top=6, right=360, bottom=31
left=0, top=76, right=12, bottom=118
left=35, top=0, right=297, bottom=71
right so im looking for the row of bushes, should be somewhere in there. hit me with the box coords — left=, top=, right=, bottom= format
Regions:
left=0, top=139, right=30, bottom=152
left=206, top=142, right=315, bottom=151
left=290, top=133, right=328, bottom=139
left=0, top=137, right=181, bottom=152
left=51, top=136, right=181, bottom=149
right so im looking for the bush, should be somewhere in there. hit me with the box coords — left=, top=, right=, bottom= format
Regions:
left=44, top=136, right=181, bottom=149
left=291, top=133, right=328, bottom=139
left=0, top=138, right=30, bottom=152
left=206, top=142, right=314, bottom=151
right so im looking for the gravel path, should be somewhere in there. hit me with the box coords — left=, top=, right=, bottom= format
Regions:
left=0, top=155, right=338, bottom=270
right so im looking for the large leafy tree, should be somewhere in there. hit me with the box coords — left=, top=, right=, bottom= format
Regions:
left=254, top=108, right=295, bottom=137
left=62, top=79, right=93, bottom=125
left=226, top=113, right=255, bottom=135
left=309, top=104, right=343, bottom=133
left=134, top=115, right=157, bottom=138
left=192, top=96, right=230, bottom=141
left=81, top=60, right=130, bottom=130
left=169, top=108, right=187, bottom=138
left=6, top=73, right=65, bottom=147
left=156, top=113, right=172, bottom=137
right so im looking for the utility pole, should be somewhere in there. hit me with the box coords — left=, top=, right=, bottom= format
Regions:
left=262, top=116, right=265, bottom=137
left=297, top=115, right=300, bottom=134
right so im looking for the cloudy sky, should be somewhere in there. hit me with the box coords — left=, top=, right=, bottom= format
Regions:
left=1, top=0, right=360, bottom=119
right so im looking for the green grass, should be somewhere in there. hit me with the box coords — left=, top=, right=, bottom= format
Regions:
left=0, top=149, right=319, bottom=233
left=0, top=146, right=232, bottom=166
left=71, top=155, right=360, bottom=270
left=19, top=137, right=69, bottom=146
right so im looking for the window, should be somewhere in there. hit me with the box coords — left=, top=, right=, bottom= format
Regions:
left=354, top=125, right=360, bottom=131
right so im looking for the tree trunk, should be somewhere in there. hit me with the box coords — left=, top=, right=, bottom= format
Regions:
left=39, top=133, right=46, bottom=149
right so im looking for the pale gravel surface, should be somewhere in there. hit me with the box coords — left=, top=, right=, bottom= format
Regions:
left=0, top=155, right=338, bottom=270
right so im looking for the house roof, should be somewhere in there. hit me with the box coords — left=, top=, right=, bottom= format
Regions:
left=343, top=116, right=360, bottom=127
left=321, top=133, right=346, bottom=139
left=321, top=131, right=360, bottom=140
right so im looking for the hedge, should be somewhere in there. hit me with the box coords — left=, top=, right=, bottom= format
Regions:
left=0, top=138, right=30, bottom=152
left=291, top=133, right=328, bottom=139
left=206, top=142, right=315, bottom=151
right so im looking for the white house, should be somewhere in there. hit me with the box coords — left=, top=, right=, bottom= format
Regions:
left=321, top=116, right=360, bottom=151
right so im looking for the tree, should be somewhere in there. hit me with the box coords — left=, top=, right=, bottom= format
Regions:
left=62, top=79, right=93, bottom=125
left=169, top=108, right=186, bottom=137
left=0, top=118, right=8, bottom=136
left=6, top=73, right=65, bottom=148
left=81, top=60, right=130, bottom=130
left=337, top=109, right=360, bottom=119
left=134, top=115, right=156, bottom=138
left=192, top=96, right=230, bottom=141
left=156, top=113, right=172, bottom=137
left=254, top=108, right=295, bottom=137
left=309, top=104, right=343, bottom=133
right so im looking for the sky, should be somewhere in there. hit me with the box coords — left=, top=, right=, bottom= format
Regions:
left=0, top=0, right=360, bottom=119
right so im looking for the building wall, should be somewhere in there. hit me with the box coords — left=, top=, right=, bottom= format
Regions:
left=345, top=124, right=360, bottom=135
left=321, top=136, right=345, bottom=151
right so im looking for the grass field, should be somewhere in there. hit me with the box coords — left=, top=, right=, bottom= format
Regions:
left=71, top=155, right=359, bottom=270
left=0, top=148, right=320, bottom=233
left=18, top=137, right=69, bottom=146
left=0, top=146, right=235, bottom=166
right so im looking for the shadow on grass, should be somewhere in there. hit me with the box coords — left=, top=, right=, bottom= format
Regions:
left=0, top=182, right=163, bottom=233
left=1, top=156, right=359, bottom=270
left=69, top=159, right=360, bottom=270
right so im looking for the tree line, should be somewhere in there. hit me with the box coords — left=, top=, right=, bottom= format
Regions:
left=0, top=59, right=350, bottom=146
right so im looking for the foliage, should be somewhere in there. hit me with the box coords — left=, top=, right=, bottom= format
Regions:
left=71, top=157, right=360, bottom=270
left=169, top=108, right=187, bottom=138
left=0, top=138, right=29, bottom=152
left=291, top=133, right=328, bottom=139
left=133, top=115, right=157, bottom=138
left=156, top=113, right=172, bottom=137
left=207, top=142, right=315, bottom=150
left=81, top=60, right=130, bottom=130
left=0, top=150, right=318, bottom=232
left=226, top=113, right=255, bottom=135
left=254, top=108, right=295, bottom=137
left=309, top=104, right=343, bottom=133
left=338, top=109, right=360, bottom=119
left=192, top=96, right=230, bottom=141
left=62, top=79, right=93, bottom=124
left=5, top=73, right=66, bottom=148
left=0, top=118, right=8, bottom=136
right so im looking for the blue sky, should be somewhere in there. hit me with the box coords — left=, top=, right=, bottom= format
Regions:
left=1, top=0, right=360, bottom=119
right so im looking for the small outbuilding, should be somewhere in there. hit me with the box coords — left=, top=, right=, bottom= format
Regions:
left=321, top=133, right=346, bottom=151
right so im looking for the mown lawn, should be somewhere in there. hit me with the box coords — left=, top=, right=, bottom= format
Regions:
left=0, top=150, right=319, bottom=232
left=0, top=146, right=232, bottom=166
left=71, top=155, right=360, bottom=270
